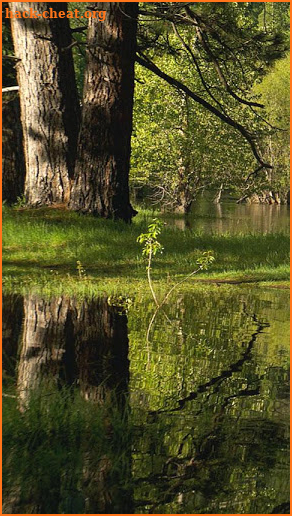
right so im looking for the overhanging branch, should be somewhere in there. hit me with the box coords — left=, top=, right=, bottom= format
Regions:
left=184, top=6, right=264, bottom=109
left=136, top=52, right=272, bottom=172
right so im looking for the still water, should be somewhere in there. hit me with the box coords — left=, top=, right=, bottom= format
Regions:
left=169, top=200, right=290, bottom=234
left=3, top=287, right=289, bottom=514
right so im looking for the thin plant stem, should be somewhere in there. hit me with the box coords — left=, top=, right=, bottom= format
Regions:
left=147, top=245, right=159, bottom=307
left=160, top=266, right=203, bottom=307
left=146, top=266, right=203, bottom=343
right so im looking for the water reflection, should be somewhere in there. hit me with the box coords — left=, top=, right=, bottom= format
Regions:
left=3, top=295, right=132, bottom=514
left=16, top=296, right=130, bottom=409
left=129, top=288, right=290, bottom=514
left=2, top=289, right=290, bottom=514
left=169, top=200, right=290, bottom=234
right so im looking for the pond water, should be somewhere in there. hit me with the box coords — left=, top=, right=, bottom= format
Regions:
left=3, top=286, right=289, bottom=514
left=168, top=199, right=290, bottom=234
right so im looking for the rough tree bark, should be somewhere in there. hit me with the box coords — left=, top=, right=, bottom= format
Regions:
left=69, top=2, right=138, bottom=222
left=9, top=2, right=80, bottom=206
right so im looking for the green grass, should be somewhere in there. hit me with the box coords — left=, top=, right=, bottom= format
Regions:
left=2, top=205, right=290, bottom=296
left=3, top=383, right=133, bottom=514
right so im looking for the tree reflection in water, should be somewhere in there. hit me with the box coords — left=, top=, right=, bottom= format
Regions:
left=2, top=290, right=290, bottom=514
left=3, top=295, right=132, bottom=514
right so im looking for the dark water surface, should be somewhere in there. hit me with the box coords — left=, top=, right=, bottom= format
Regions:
left=2, top=287, right=289, bottom=514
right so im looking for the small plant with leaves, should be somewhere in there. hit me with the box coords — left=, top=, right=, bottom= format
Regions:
left=137, top=219, right=215, bottom=308
left=137, top=218, right=164, bottom=266
left=196, top=251, right=215, bottom=270
left=137, top=218, right=164, bottom=305
left=76, top=260, right=87, bottom=280
left=13, top=194, right=27, bottom=209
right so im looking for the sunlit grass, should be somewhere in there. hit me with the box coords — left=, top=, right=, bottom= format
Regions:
left=2, top=205, right=289, bottom=295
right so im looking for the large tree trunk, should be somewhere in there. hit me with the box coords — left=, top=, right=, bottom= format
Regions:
left=9, top=2, right=80, bottom=206
left=69, top=2, right=138, bottom=222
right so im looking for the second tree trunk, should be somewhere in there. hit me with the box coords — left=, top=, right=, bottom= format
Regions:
left=69, top=2, right=138, bottom=222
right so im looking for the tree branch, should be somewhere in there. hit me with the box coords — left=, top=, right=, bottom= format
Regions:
left=172, top=23, right=228, bottom=115
left=136, top=52, right=272, bottom=171
left=184, top=6, right=264, bottom=109
left=2, top=86, right=19, bottom=93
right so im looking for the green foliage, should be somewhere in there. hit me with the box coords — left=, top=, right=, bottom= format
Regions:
left=254, top=53, right=290, bottom=195
left=132, top=45, right=256, bottom=206
left=68, top=2, right=88, bottom=94
left=13, top=194, right=27, bottom=209
left=137, top=218, right=164, bottom=260
left=107, top=295, right=133, bottom=314
left=132, top=3, right=290, bottom=206
left=196, top=250, right=215, bottom=270
left=76, top=260, right=87, bottom=280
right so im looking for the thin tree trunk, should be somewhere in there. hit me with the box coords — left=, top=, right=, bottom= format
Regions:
left=69, top=2, right=138, bottom=222
left=9, top=2, right=80, bottom=206
left=213, top=183, right=223, bottom=204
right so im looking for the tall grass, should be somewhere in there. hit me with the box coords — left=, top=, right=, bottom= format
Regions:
left=3, top=383, right=133, bottom=514
left=2, top=206, right=289, bottom=295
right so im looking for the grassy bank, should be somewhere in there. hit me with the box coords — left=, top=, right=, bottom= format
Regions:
left=2, top=205, right=289, bottom=296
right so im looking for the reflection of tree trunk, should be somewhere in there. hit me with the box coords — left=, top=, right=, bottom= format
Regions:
left=70, top=298, right=132, bottom=514
left=71, top=298, right=129, bottom=402
left=17, top=295, right=70, bottom=409
left=5, top=294, right=132, bottom=513
left=15, top=295, right=130, bottom=406
left=2, top=94, right=25, bottom=203
left=2, top=294, right=24, bottom=382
